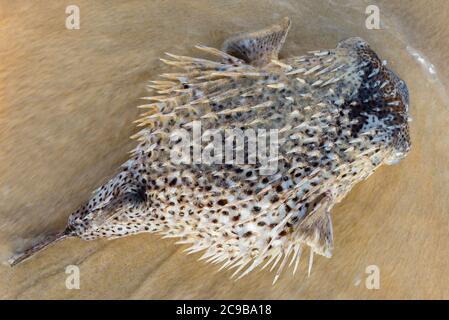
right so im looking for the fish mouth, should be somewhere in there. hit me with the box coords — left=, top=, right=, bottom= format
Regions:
left=385, top=151, right=407, bottom=165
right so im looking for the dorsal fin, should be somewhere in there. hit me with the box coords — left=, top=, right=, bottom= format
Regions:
left=222, top=17, right=291, bottom=67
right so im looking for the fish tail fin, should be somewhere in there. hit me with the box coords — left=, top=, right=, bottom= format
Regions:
left=8, top=228, right=74, bottom=267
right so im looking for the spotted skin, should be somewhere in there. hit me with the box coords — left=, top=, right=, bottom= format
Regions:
left=10, top=18, right=411, bottom=282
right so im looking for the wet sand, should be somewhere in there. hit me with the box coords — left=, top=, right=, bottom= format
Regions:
left=0, top=0, right=448, bottom=299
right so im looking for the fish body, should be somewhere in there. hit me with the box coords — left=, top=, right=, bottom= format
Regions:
left=10, top=18, right=411, bottom=281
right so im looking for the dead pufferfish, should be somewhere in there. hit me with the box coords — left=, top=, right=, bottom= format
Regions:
left=9, top=18, right=411, bottom=282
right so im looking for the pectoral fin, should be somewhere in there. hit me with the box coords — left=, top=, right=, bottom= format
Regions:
left=297, top=193, right=334, bottom=258
left=222, top=17, right=291, bottom=67
left=89, top=188, right=146, bottom=230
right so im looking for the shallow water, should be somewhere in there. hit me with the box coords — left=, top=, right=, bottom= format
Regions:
left=0, top=0, right=448, bottom=299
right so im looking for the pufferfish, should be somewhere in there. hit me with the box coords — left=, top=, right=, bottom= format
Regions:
left=9, top=18, right=411, bottom=282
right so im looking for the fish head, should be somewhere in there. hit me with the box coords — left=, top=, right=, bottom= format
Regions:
left=338, top=37, right=412, bottom=165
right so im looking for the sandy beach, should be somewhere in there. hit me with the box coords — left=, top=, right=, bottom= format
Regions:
left=0, top=0, right=448, bottom=299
